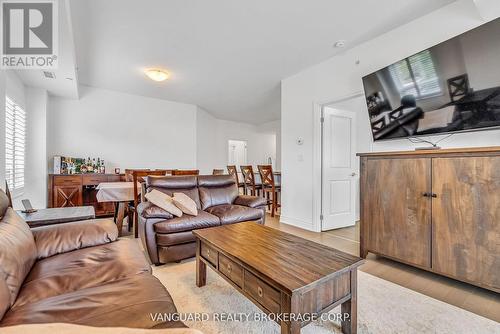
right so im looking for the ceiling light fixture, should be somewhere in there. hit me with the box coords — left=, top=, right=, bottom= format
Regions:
left=334, top=40, right=346, bottom=48
left=144, top=69, right=169, bottom=82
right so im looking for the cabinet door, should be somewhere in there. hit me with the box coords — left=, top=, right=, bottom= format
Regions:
left=432, top=157, right=500, bottom=290
left=363, top=158, right=432, bottom=268
left=53, top=185, right=83, bottom=207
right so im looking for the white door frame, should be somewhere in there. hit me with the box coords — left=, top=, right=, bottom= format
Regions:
left=312, top=91, right=364, bottom=233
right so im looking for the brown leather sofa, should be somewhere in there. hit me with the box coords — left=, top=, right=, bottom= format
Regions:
left=138, top=175, right=267, bottom=265
left=0, top=190, right=183, bottom=329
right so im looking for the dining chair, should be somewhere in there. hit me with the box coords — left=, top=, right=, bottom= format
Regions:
left=125, top=169, right=169, bottom=238
left=240, top=165, right=262, bottom=196
left=258, top=165, right=281, bottom=217
left=212, top=169, right=225, bottom=175
left=227, top=165, right=245, bottom=193
left=171, top=169, right=200, bottom=176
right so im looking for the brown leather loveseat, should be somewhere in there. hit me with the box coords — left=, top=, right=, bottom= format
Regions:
left=138, top=175, right=267, bottom=265
left=0, top=190, right=183, bottom=329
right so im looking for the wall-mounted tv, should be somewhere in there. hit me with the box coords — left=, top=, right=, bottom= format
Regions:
left=362, top=18, right=500, bottom=141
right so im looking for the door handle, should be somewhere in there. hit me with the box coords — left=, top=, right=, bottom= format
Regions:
left=350, top=172, right=357, bottom=177
left=422, top=192, right=438, bottom=198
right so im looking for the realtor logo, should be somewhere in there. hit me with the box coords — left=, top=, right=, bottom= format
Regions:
left=1, top=0, right=58, bottom=69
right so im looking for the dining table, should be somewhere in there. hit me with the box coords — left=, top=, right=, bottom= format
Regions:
left=96, top=181, right=139, bottom=236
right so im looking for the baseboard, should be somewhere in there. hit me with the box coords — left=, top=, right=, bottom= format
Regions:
left=279, top=215, right=317, bottom=232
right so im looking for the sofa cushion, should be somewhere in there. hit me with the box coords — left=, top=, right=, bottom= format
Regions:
left=197, top=175, right=239, bottom=210
left=0, top=207, right=37, bottom=315
left=156, top=231, right=196, bottom=247
left=12, top=239, right=150, bottom=308
left=173, top=193, right=198, bottom=216
left=145, top=190, right=183, bottom=217
left=140, top=202, right=174, bottom=219
left=32, top=219, right=118, bottom=260
left=147, top=176, right=201, bottom=209
left=153, top=211, right=220, bottom=234
left=205, top=204, right=264, bottom=225
left=0, top=274, right=183, bottom=329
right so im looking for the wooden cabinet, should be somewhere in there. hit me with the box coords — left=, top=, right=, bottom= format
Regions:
left=48, top=174, right=125, bottom=217
left=432, top=156, right=500, bottom=291
left=363, top=158, right=431, bottom=268
left=53, top=184, right=83, bottom=207
left=359, top=147, right=500, bottom=293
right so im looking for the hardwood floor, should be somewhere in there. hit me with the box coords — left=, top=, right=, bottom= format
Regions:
left=265, top=214, right=500, bottom=323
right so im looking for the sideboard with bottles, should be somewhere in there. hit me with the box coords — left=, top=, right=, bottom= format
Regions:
left=48, top=174, right=125, bottom=217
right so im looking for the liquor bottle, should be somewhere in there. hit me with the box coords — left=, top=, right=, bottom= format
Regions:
left=100, top=160, right=105, bottom=174
left=97, top=158, right=101, bottom=173
left=92, top=158, right=96, bottom=173
left=87, top=157, right=93, bottom=173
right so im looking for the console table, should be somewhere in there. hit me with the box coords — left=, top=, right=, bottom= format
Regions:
left=358, top=146, right=500, bottom=293
left=48, top=174, right=125, bottom=217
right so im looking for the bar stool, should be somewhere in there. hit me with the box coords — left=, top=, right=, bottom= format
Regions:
left=227, top=165, right=245, bottom=193
left=240, top=165, right=262, bottom=196
left=258, top=165, right=281, bottom=217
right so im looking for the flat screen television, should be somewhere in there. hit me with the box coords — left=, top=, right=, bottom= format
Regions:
left=362, top=18, right=500, bottom=141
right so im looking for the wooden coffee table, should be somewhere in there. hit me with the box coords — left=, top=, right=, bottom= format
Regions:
left=193, top=222, right=364, bottom=334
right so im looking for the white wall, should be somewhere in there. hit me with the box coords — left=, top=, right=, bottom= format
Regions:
left=47, top=85, right=198, bottom=172
left=281, top=0, right=500, bottom=231
left=23, top=88, right=48, bottom=209
left=196, top=107, right=279, bottom=174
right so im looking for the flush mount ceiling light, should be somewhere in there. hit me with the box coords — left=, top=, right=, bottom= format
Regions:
left=333, top=40, right=346, bottom=48
left=144, top=69, right=169, bottom=82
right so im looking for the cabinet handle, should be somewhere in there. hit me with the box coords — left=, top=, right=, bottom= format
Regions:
left=431, top=193, right=438, bottom=198
left=257, top=286, right=263, bottom=297
left=227, top=264, right=232, bottom=273
left=422, top=192, right=430, bottom=197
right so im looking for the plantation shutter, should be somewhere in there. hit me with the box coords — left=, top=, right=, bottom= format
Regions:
left=5, top=96, right=26, bottom=191
left=389, top=50, right=441, bottom=99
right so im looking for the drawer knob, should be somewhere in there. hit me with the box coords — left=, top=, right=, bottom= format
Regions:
left=257, top=286, right=263, bottom=297
left=207, top=249, right=210, bottom=256
left=227, top=264, right=232, bottom=272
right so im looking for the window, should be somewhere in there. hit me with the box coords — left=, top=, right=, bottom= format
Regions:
left=388, top=50, right=441, bottom=99
left=5, top=96, right=25, bottom=192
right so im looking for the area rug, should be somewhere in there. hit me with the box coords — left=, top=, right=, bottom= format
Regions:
left=153, top=260, right=500, bottom=334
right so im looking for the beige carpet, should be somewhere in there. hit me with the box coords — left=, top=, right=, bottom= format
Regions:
left=153, top=260, right=500, bottom=334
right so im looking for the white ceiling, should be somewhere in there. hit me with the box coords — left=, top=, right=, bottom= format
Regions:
left=22, top=0, right=457, bottom=124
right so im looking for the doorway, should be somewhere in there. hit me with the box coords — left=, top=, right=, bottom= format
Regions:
left=321, top=106, right=357, bottom=231
left=228, top=140, right=247, bottom=166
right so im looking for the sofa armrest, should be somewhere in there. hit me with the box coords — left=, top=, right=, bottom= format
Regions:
left=32, top=219, right=118, bottom=259
left=233, top=195, right=267, bottom=208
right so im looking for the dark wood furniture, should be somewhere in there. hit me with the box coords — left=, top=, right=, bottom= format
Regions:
left=447, top=74, right=469, bottom=102
left=258, top=165, right=281, bottom=217
left=212, top=169, right=224, bottom=175
left=194, top=222, right=364, bottom=334
left=171, top=169, right=199, bottom=176
left=227, top=165, right=245, bottom=192
left=125, top=169, right=169, bottom=238
left=17, top=206, right=96, bottom=228
left=240, top=165, right=261, bottom=196
left=48, top=174, right=124, bottom=217
left=358, top=147, right=500, bottom=293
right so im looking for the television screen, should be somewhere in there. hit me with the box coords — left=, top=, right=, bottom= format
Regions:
left=362, top=18, right=500, bottom=141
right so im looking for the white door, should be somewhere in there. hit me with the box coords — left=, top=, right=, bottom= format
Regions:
left=228, top=140, right=247, bottom=166
left=322, top=107, right=357, bottom=231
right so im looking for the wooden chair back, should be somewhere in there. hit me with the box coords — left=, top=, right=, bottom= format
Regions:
left=448, top=74, right=469, bottom=102
left=171, top=169, right=199, bottom=176
left=212, top=169, right=224, bottom=175
left=258, top=165, right=275, bottom=189
left=240, top=165, right=257, bottom=195
left=227, top=165, right=240, bottom=185
left=127, top=169, right=169, bottom=238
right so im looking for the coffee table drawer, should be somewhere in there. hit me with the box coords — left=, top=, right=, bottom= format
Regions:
left=219, top=254, right=243, bottom=288
left=244, top=271, right=280, bottom=313
left=200, top=242, right=218, bottom=267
